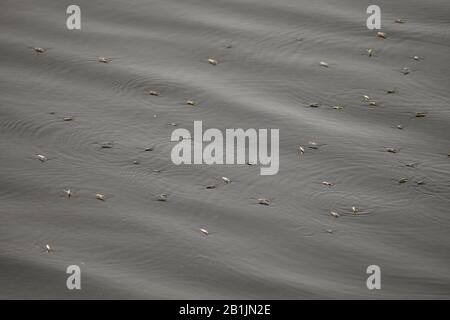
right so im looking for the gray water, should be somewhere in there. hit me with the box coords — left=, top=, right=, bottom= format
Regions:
left=1, top=0, right=449, bottom=299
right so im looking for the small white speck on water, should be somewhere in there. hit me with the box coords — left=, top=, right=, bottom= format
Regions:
left=200, top=228, right=209, bottom=236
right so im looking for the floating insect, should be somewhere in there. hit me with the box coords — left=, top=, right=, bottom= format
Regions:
left=395, top=18, right=405, bottom=24
left=186, top=100, right=196, bottom=106
left=332, top=105, right=344, bottom=110
left=416, top=180, right=425, bottom=185
left=386, top=148, right=399, bottom=154
left=222, top=177, right=231, bottom=184
left=100, top=142, right=114, bottom=149
left=405, top=162, right=418, bottom=168
left=144, top=147, right=154, bottom=152
left=157, top=194, right=169, bottom=202
left=400, top=67, right=411, bottom=75
left=308, top=141, right=321, bottom=149
left=386, top=89, right=397, bottom=94
left=326, top=229, right=334, bottom=234
left=298, top=146, right=305, bottom=154
left=330, top=211, right=340, bottom=218
left=63, top=117, right=74, bottom=122
left=319, top=61, right=329, bottom=68
left=98, top=56, right=113, bottom=63
left=352, top=206, right=359, bottom=214
left=29, top=46, right=49, bottom=53
left=368, top=101, right=377, bottom=106
left=308, top=102, right=320, bottom=108
left=376, top=32, right=386, bottom=39
left=415, top=112, right=427, bottom=118
left=206, top=185, right=216, bottom=189
left=36, top=154, right=48, bottom=162
left=146, top=90, right=160, bottom=96
left=208, top=58, right=218, bottom=66
left=95, top=193, right=106, bottom=201
left=367, top=48, right=375, bottom=57
left=200, top=228, right=209, bottom=236
left=398, top=177, right=408, bottom=184
left=257, top=198, right=271, bottom=206
left=45, top=244, right=53, bottom=253
left=412, top=56, right=423, bottom=61
left=63, top=189, right=73, bottom=198
left=363, top=95, right=371, bottom=101
left=322, top=181, right=334, bottom=186
left=397, top=125, right=403, bottom=130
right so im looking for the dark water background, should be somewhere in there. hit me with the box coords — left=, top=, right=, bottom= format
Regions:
left=1, top=0, right=449, bottom=299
